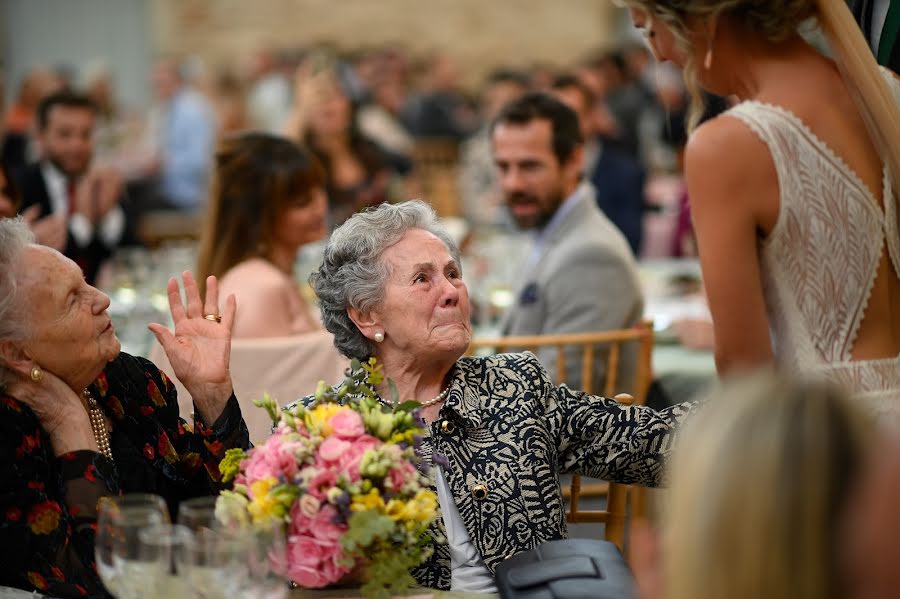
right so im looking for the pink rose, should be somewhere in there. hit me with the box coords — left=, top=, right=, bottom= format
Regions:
left=329, top=409, right=365, bottom=439
left=305, top=468, right=338, bottom=500
left=289, top=501, right=312, bottom=535
left=287, top=533, right=350, bottom=588
left=337, top=435, right=381, bottom=482
left=317, top=437, right=350, bottom=462
left=310, top=504, right=345, bottom=542
left=387, top=460, right=418, bottom=492
left=243, top=435, right=301, bottom=483
left=298, top=494, right=320, bottom=519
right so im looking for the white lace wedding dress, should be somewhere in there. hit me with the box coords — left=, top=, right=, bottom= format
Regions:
left=725, top=68, right=900, bottom=416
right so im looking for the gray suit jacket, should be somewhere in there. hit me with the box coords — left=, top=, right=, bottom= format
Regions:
left=501, top=184, right=644, bottom=393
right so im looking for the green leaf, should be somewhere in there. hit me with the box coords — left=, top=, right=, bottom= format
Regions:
left=342, top=510, right=396, bottom=548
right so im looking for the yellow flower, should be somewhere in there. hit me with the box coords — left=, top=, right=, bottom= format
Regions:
left=384, top=499, right=406, bottom=521
left=305, top=403, right=344, bottom=435
left=351, top=488, right=385, bottom=513
left=247, top=477, right=280, bottom=524
left=405, top=490, right=438, bottom=524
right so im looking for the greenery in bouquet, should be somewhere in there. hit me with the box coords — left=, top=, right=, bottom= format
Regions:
left=215, top=359, right=438, bottom=599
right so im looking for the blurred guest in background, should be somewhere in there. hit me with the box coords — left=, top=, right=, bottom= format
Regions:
left=196, top=133, right=328, bottom=338
left=357, top=71, right=416, bottom=159
left=18, top=91, right=127, bottom=284
left=145, top=57, right=217, bottom=213
left=627, top=0, right=900, bottom=408
left=632, top=373, right=871, bottom=599
left=552, top=73, right=646, bottom=255
left=246, top=47, right=293, bottom=133
left=1, top=67, right=65, bottom=185
left=457, top=68, right=529, bottom=228
left=491, top=93, right=643, bottom=390
left=0, top=160, right=20, bottom=219
left=851, top=0, right=900, bottom=72
left=286, top=64, right=399, bottom=228
left=402, top=53, right=477, bottom=141
left=0, top=218, right=250, bottom=597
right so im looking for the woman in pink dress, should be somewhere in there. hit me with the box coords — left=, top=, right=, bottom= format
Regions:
left=196, top=133, right=328, bottom=338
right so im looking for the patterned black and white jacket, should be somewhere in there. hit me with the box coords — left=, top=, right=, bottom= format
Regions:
left=301, top=351, right=695, bottom=590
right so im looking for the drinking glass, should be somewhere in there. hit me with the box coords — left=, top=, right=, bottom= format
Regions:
left=237, top=524, right=290, bottom=599
left=136, top=523, right=193, bottom=598
left=95, top=494, right=170, bottom=598
left=176, top=496, right=219, bottom=533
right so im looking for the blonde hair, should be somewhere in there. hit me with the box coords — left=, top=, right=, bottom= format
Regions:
left=663, top=372, right=870, bottom=599
left=624, top=0, right=900, bottom=195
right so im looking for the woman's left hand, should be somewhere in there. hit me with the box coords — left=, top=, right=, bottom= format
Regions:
left=148, top=272, right=236, bottom=425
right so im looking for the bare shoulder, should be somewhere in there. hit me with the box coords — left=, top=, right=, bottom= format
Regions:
left=685, top=113, right=770, bottom=177
left=219, top=258, right=293, bottom=299
left=684, top=112, right=777, bottom=216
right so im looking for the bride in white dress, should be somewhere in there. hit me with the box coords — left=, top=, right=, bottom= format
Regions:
left=626, top=0, right=900, bottom=412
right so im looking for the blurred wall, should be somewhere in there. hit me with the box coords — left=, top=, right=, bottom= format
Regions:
left=1, top=0, right=153, bottom=109
left=152, top=0, right=621, bottom=88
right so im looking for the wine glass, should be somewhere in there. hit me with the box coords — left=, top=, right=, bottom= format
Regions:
left=176, top=496, right=219, bottom=532
left=236, top=524, right=290, bottom=599
left=95, top=494, right=170, bottom=598
left=137, top=523, right=193, bottom=598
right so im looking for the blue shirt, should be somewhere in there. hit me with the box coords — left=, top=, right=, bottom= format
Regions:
left=160, top=89, right=216, bottom=210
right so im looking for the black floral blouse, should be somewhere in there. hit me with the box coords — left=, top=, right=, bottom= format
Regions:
left=0, top=352, right=250, bottom=598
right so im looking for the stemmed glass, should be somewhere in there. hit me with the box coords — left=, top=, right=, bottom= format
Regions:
left=233, top=524, right=289, bottom=599
left=95, top=494, right=170, bottom=598
left=137, top=523, right=193, bottom=597
left=178, top=496, right=239, bottom=598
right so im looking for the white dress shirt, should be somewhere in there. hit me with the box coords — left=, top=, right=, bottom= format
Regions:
left=40, top=162, right=125, bottom=248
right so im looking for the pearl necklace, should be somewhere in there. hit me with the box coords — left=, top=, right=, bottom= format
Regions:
left=377, top=385, right=449, bottom=409
left=419, top=385, right=450, bottom=408
left=83, top=389, right=113, bottom=462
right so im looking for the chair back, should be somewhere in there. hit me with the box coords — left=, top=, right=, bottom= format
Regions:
left=411, top=138, right=461, bottom=217
left=150, top=330, right=349, bottom=444
left=467, top=322, right=654, bottom=552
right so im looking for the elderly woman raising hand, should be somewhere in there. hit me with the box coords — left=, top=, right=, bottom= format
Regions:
left=296, top=201, right=695, bottom=593
left=0, top=217, right=250, bottom=598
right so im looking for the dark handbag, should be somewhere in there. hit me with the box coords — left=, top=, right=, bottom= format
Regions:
left=494, top=539, right=636, bottom=599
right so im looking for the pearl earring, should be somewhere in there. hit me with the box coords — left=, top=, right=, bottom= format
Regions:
left=374, top=331, right=385, bottom=343
left=30, top=366, right=43, bottom=382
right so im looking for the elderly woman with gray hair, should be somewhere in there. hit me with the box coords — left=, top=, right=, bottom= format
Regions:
left=0, top=218, right=250, bottom=598
left=294, top=200, right=695, bottom=592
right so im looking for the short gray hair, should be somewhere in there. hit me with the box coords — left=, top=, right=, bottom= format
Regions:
left=0, top=218, right=35, bottom=390
left=312, top=201, right=461, bottom=359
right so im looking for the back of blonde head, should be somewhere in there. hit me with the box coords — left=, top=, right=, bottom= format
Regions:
left=664, top=373, right=870, bottom=599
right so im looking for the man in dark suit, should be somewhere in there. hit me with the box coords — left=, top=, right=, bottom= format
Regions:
left=19, top=91, right=126, bottom=284
left=551, top=74, right=645, bottom=256
left=851, top=0, right=900, bottom=73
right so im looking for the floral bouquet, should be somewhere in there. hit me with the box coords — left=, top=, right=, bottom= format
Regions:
left=215, top=359, right=438, bottom=598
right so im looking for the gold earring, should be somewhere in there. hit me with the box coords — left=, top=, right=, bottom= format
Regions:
left=30, top=366, right=43, bottom=382
left=704, top=46, right=713, bottom=70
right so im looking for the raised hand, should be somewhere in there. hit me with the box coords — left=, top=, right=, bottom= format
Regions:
left=148, top=272, right=236, bottom=425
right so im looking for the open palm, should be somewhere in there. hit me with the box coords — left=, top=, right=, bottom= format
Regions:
left=149, top=272, right=236, bottom=422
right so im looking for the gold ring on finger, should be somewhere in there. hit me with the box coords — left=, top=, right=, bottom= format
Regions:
left=204, top=314, right=222, bottom=323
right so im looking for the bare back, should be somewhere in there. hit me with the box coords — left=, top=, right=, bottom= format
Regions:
left=722, top=58, right=900, bottom=404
